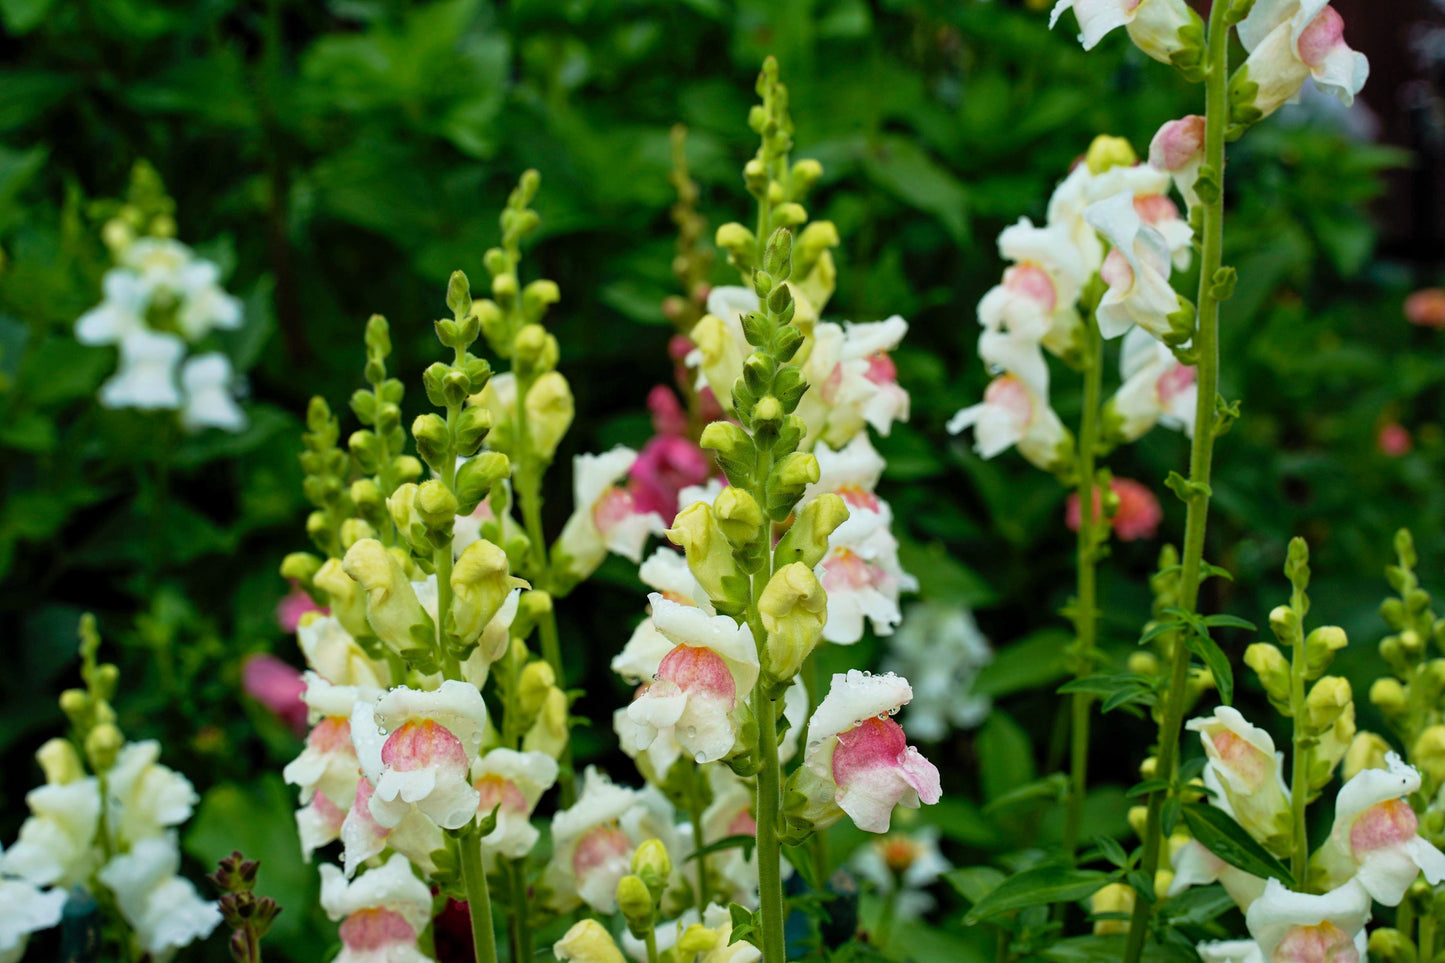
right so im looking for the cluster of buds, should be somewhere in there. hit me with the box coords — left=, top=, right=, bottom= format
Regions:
left=0, top=615, right=219, bottom=961
left=75, top=160, right=247, bottom=433
left=209, top=851, right=283, bottom=963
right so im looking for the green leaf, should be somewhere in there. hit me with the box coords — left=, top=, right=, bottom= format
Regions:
left=977, top=709, right=1036, bottom=803
left=1180, top=804, right=1291, bottom=887
left=1040, top=935, right=1194, bottom=962
left=1183, top=630, right=1234, bottom=706
left=973, top=628, right=1071, bottom=698
left=982, top=773, right=1067, bottom=815
left=945, top=866, right=1006, bottom=905
left=684, top=833, right=757, bottom=863
left=1159, top=884, right=1236, bottom=926
left=962, top=864, right=1111, bottom=925
left=0, top=0, right=54, bottom=34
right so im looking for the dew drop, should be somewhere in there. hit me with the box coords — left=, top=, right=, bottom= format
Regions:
left=888, top=706, right=899, bottom=716
left=876, top=712, right=888, bottom=721
left=686, top=725, right=697, bottom=738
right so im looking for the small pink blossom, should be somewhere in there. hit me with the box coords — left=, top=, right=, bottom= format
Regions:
left=647, top=384, right=689, bottom=437
left=242, top=653, right=308, bottom=736
left=277, top=583, right=325, bottom=633
left=1378, top=423, right=1412, bottom=457
left=1405, top=289, right=1445, bottom=329
left=1065, top=478, right=1163, bottom=542
left=628, top=435, right=712, bottom=523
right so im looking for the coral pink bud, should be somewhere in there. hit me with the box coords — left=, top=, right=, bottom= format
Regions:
left=1065, top=478, right=1162, bottom=542
left=1405, top=289, right=1445, bottom=329
left=646, top=385, right=689, bottom=437
left=1149, top=116, right=1206, bottom=172
left=1378, top=423, right=1412, bottom=457
left=242, top=653, right=308, bottom=736
left=628, top=435, right=712, bottom=523
left=667, top=334, right=695, bottom=363
left=277, top=583, right=325, bottom=633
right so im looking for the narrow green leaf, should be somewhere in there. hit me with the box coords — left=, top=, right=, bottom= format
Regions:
left=963, top=865, right=1111, bottom=925
left=1200, top=614, right=1256, bottom=631
left=1184, top=631, right=1234, bottom=706
left=1180, top=804, right=1291, bottom=887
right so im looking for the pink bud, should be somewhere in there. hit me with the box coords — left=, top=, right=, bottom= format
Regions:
left=667, top=334, right=695, bottom=363
left=277, top=583, right=325, bottom=633
left=1405, top=289, right=1445, bottom=329
left=1149, top=115, right=1206, bottom=172
left=1378, top=423, right=1412, bottom=457
left=1065, top=478, right=1162, bottom=542
left=628, top=435, right=712, bottom=523
left=242, top=653, right=308, bottom=736
left=646, top=385, right=689, bottom=437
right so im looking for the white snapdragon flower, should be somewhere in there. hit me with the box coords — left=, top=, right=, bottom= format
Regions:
left=816, top=506, right=917, bottom=644
left=174, top=259, right=243, bottom=341
left=556, top=447, right=666, bottom=578
left=98, top=330, right=185, bottom=411
left=0, top=873, right=66, bottom=963
left=1150, top=115, right=1207, bottom=211
left=337, top=776, right=444, bottom=879
left=471, top=748, right=559, bottom=861
left=977, top=218, right=1087, bottom=358
left=285, top=674, right=378, bottom=857
left=96, top=834, right=221, bottom=961
left=1105, top=326, right=1197, bottom=441
left=120, top=238, right=192, bottom=295
left=793, top=671, right=942, bottom=834
left=1084, top=191, right=1181, bottom=342
left=1236, top=0, right=1368, bottom=121
left=1186, top=706, right=1292, bottom=849
left=179, top=353, right=246, bottom=433
left=797, top=317, right=911, bottom=447
left=1194, top=940, right=1265, bottom=963
left=948, top=373, right=1073, bottom=473
left=105, top=740, right=198, bottom=847
left=297, top=614, right=392, bottom=689
left=1243, top=878, right=1370, bottom=963
left=1313, top=752, right=1445, bottom=905
left=879, top=602, right=993, bottom=741
left=802, top=434, right=886, bottom=508
left=1168, top=838, right=1267, bottom=911
left=849, top=826, right=953, bottom=920
left=1049, top=0, right=1199, bottom=65
left=320, top=855, right=436, bottom=963
left=686, top=286, right=755, bottom=411
left=0, top=778, right=102, bottom=888
left=75, top=270, right=150, bottom=346
left=351, top=681, right=488, bottom=831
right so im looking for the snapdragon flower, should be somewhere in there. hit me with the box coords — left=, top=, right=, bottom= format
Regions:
left=849, top=825, right=953, bottom=920
left=1104, top=326, right=1197, bottom=441
left=815, top=506, right=917, bottom=644
left=1049, top=0, right=1199, bottom=64
left=1235, top=0, right=1368, bottom=122
left=338, top=776, right=444, bottom=878
left=556, top=447, right=667, bottom=579
left=98, top=329, right=185, bottom=411
left=179, top=353, right=247, bottom=433
left=96, top=834, right=222, bottom=961
left=1084, top=191, right=1182, bottom=342
left=795, top=316, right=912, bottom=447
left=1187, top=706, right=1292, bottom=850
left=471, top=748, right=559, bottom=860
left=1313, top=752, right=1445, bottom=905
left=104, top=740, right=198, bottom=848
left=948, top=373, right=1073, bottom=474
left=1243, top=878, right=1370, bottom=963
left=0, top=873, right=66, bottom=963
left=878, top=602, right=992, bottom=741
left=75, top=270, right=150, bottom=346
left=793, top=670, right=942, bottom=833
left=1168, top=838, right=1267, bottom=911
left=297, top=614, right=392, bottom=689
left=0, top=778, right=103, bottom=888
left=976, top=218, right=1087, bottom=358
left=1150, top=115, right=1206, bottom=210
left=320, top=855, right=436, bottom=963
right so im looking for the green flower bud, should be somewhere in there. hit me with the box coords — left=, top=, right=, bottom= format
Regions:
left=1369, top=677, right=1408, bottom=718
left=513, top=324, right=559, bottom=375
left=342, top=538, right=433, bottom=656
left=616, top=874, right=655, bottom=938
left=713, top=486, right=764, bottom=555
left=472, top=299, right=506, bottom=353
left=492, top=271, right=519, bottom=304
left=85, top=723, right=124, bottom=772
left=1400, top=628, right=1425, bottom=658
left=790, top=159, right=823, bottom=198
left=452, top=406, right=491, bottom=458
left=452, top=539, right=526, bottom=646
left=524, top=372, right=573, bottom=461
left=1412, top=725, right=1445, bottom=788
left=522, top=686, right=569, bottom=760
left=446, top=270, right=472, bottom=322
left=1301, top=677, right=1351, bottom=736
left=314, top=558, right=371, bottom=640
left=1268, top=604, right=1299, bottom=645
left=351, top=477, right=384, bottom=515
left=666, top=503, right=745, bottom=613
left=522, top=280, right=561, bottom=324
left=1343, top=730, right=1392, bottom=781
left=518, top=660, right=557, bottom=720
left=417, top=480, right=459, bottom=531
left=1367, top=928, right=1417, bottom=963
left=387, top=483, right=429, bottom=552
left=1244, top=642, right=1292, bottom=715
left=456, top=452, right=510, bottom=515
left=553, top=919, right=625, bottom=963
left=699, top=421, right=754, bottom=486
left=1127, top=651, right=1160, bottom=677
left=774, top=494, right=848, bottom=570
left=690, top=315, right=745, bottom=411
left=773, top=202, right=807, bottom=228
left=764, top=452, right=819, bottom=521
left=36, top=738, right=84, bottom=785
left=339, top=518, right=377, bottom=550
left=412, top=413, right=451, bottom=471
left=395, top=455, right=424, bottom=484
left=631, top=838, right=672, bottom=883
left=759, top=562, right=827, bottom=681
left=1085, top=135, right=1138, bottom=174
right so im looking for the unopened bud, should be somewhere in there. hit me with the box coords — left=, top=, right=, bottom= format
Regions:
left=1369, top=677, right=1408, bottom=717
left=1304, top=625, right=1348, bottom=677
left=518, top=661, right=556, bottom=719
left=36, top=738, right=84, bottom=785
left=1343, top=731, right=1393, bottom=781
left=1367, top=928, right=1418, bottom=963
left=616, top=874, right=655, bottom=937
left=1085, top=135, right=1138, bottom=175
left=1412, top=725, right=1445, bottom=787
left=631, top=838, right=672, bottom=887
left=416, top=480, right=459, bottom=530
left=85, top=723, right=124, bottom=771
left=1127, top=651, right=1160, bottom=677
left=1301, top=677, right=1352, bottom=736
left=758, top=562, right=827, bottom=681
left=553, top=919, right=625, bottom=963
left=713, top=487, right=764, bottom=553
left=774, top=494, right=848, bottom=570
left=1244, top=642, right=1291, bottom=713
left=1268, top=605, right=1299, bottom=644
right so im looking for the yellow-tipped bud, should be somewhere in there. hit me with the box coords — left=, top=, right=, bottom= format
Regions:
left=36, top=738, right=84, bottom=785
left=689, top=315, right=744, bottom=409
left=1127, top=651, right=1160, bottom=676
left=416, top=479, right=458, bottom=530
left=666, top=502, right=743, bottom=609
left=1128, top=806, right=1149, bottom=839
left=1089, top=882, right=1135, bottom=935
left=1085, top=135, right=1138, bottom=174
left=523, top=686, right=569, bottom=760
left=553, top=919, right=625, bottom=963
left=452, top=539, right=527, bottom=646
left=1343, top=731, right=1393, bottom=781
left=314, top=557, right=370, bottom=640
left=616, top=874, right=654, bottom=937
left=758, top=562, right=827, bottom=681
left=84, top=723, right=124, bottom=772
left=1304, top=625, right=1348, bottom=677
left=1369, top=677, right=1408, bottom=717
left=525, top=372, right=574, bottom=462
left=713, top=487, right=765, bottom=551
left=341, top=538, right=431, bottom=655
left=1412, top=725, right=1445, bottom=787
left=1301, top=676, right=1352, bottom=737
left=1244, top=642, right=1291, bottom=712
left=517, top=660, right=556, bottom=719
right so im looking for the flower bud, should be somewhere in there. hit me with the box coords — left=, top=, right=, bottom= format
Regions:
left=455, top=452, right=509, bottom=515
left=412, top=413, right=451, bottom=471
left=339, top=518, right=377, bottom=550
left=1089, top=882, right=1134, bottom=935
left=452, top=539, right=525, bottom=646
left=1412, top=725, right=1445, bottom=788
left=631, top=838, right=672, bottom=884
left=666, top=503, right=744, bottom=613
left=512, top=324, right=558, bottom=375
left=699, top=420, right=753, bottom=484
left=313, top=558, right=370, bottom=640
left=790, top=158, right=823, bottom=197
left=387, top=483, right=428, bottom=549
left=279, top=551, right=322, bottom=590
left=522, top=686, right=569, bottom=759
left=1369, top=677, right=1408, bottom=718
left=1342, top=731, right=1393, bottom=781
left=1367, top=928, right=1418, bottom=963
left=417, top=479, right=459, bottom=530
left=715, top=222, right=757, bottom=262
left=764, top=452, right=819, bottom=521
left=758, top=562, right=827, bottom=681
left=525, top=372, right=574, bottom=461
left=517, top=660, right=556, bottom=719
left=1268, top=604, right=1299, bottom=644
left=1301, top=676, right=1351, bottom=737
left=1127, top=805, right=1149, bottom=839
left=676, top=924, right=721, bottom=955
left=615, top=874, right=655, bottom=937
left=553, top=919, right=625, bottom=963
left=1127, top=651, right=1160, bottom=677
left=342, top=538, right=433, bottom=655
left=1304, top=625, right=1348, bottom=677
left=1244, top=642, right=1290, bottom=711
left=774, top=494, right=848, bottom=570
left=713, top=487, right=765, bottom=554
left=1085, top=135, right=1138, bottom=175
left=454, top=405, right=492, bottom=457
left=522, top=279, right=560, bottom=324
left=690, top=315, right=745, bottom=410
left=85, top=723, right=124, bottom=772
left=773, top=202, right=808, bottom=228
left=36, top=738, right=84, bottom=785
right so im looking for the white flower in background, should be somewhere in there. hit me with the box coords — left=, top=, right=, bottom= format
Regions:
left=0, top=778, right=102, bottom=888
left=320, top=855, right=435, bottom=963
left=1186, top=706, right=1292, bottom=848
left=797, top=317, right=911, bottom=447
left=471, top=748, right=559, bottom=860
left=104, top=741, right=198, bottom=848
left=544, top=767, right=680, bottom=913
left=75, top=270, right=150, bottom=346
left=698, top=769, right=762, bottom=904
left=1047, top=163, right=1107, bottom=271
left=98, top=330, right=185, bottom=411
left=1313, top=752, right=1445, bottom=905
left=1049, top=0, right=1199, bottom=65
left=0, top=873, right=66, bottom=963
left=802, top=434, right=885, bottom=510
left=119, top=238, right=192, bottom=295
left=179, top=353, right=246, bottom=433
left=1243, top=878, right=1370, bottom=963
left=976, top=327, right=1052, bottom=405
left=1194, top=940, right=1265, bottom=963
left=794, top=671, right=942, bottom=833
left=977, top=218, right=1087, bottom=354
left=1236, top=0, right=1368, bottom=120
left=1106, top=327, right=1197, bottom=442
left=948, top=373, right=1072, bottom=473
left=556, top=447, right=666, bottom=579
left=1084, top=191, right=1181, bottom=342
left=174, top=259, right=243, bottom=341
left=351, top=682, right=488, bottom=831
left=880, top=602, right=992, bottom=741
left=816, top=507, right=918, bottom=644
left=849, top=826, right=953, bottom=920
left=96, top=834, right=221, bottom=960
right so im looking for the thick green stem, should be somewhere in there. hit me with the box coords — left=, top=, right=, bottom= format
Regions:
left=645, top=929, right=661, bottom=963
left=458, top=829, right=499, bottom=963
left=1062, top=311, right=1103, bottom=858
left=1419, top=907, right=1436, bottom=960
left=685, top=761, right=712, bottom=906
left=1122, top=4, right=1230, bottom=960
left=752, top=677, right=787, bottom=962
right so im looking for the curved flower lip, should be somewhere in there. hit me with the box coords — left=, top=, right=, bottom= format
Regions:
left=996, top=217, right=1088, bottom=297
left=1186, top=705, right=1282, bottom=794
left=611, top=617, right=678, bottom=685
left=1329, top=751, right=1419, bottom=830
left=830, top=716, right=942, bottom=833
left=1083, top=190, right=1179, bottom=341
left=806, top=670, right=914, bottom=765
left=0, top=877, right=67, bottom=956
left=1244, top=878, right=1370, bottom=961
left=802, top=435, right=886, bottom=508
left=1048, top=0, right=1140, bottom=50
left=372, top=681, right=488, bottom=757
left=320, top=853, right=434, bottom=933
left=1239, top=0, right=1368, bottom=107
left=648, top=594, right=759, bottom=686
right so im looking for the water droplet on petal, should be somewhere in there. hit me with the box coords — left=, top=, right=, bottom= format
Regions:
left=686, top=725, right=697, bottom=738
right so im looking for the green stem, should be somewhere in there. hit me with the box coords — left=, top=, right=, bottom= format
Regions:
left=1062, top=310, right=1103, bottom=859
left=1287, top=595, right=1311, bottom=888
left=751, top=675, right=787, bottom=962
left=686, top=760, right=712, bottom=907
left=1418, top=905, right=1435, bottom=960
left=509, top=858, right=532, bottom=963
left=458, top=828, right=500, bottom=963
left=645, top=928, right=660, bottom=963
left=1122, top=3, right=1230, bottom=959
left=874, top=888, right=898, bottom=949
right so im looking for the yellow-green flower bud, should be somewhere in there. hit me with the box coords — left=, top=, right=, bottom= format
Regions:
left=759, top=562, right=827, bottom=681
left=1301, top=677, right=1352, bottom=736
left=1369, top=677, right=1408, bottom=718
left=513, top=324, right=559, bottom=376
left=1243, top=642, right=1290, bottom=712
left=1343, top=731, right=1393, bottom=781
left=1089, top=882, right=1134, bottom=935
left=1127, top=805, right=1149, bottom=839
left=715, top=222, right=756, bottom=257
left=84, top=723, right=124, bottom=772
left=452, top=539, right=525, bottom=646
left=713, top=487, right=764, bottom=552
left=1367, top=928, right=1417, bottom=963
left=764, top=452, right=819, bottom=520
left=314, top=558, right=370, bottom=640
left=1304, top=625, right=1348, bottom=677
left=615, top=874, right=655, bottom=937
left=517, top=660, right=556, bottom=719
left=525, top=371, right=574, bottom=461
left=553, top=919, right=625, bottom=963
left=773, top=202, right=807, bottom=228
left=36, top=738, right=84, bottom=785
left=1412, top=725, right=1445, bottom=787
left=455, top=452, right=509, bottom=515
left=774, top=494, right=848, bottom=570
left=387, top=483, right=427, bottom=548
left=339, top=518, right=376, bottom=550
left=351, top=477, right=384, bottom=514
left=342, top=538, right=432, bottom=655
left=279, top=551, right=322, bottom=590
left=1400, top=628, right=1425, bottom=658
left=666, top=503, right=743, bottom=611
left=1085, top=135, right=1138, bottom=174
left=522, top=279, right=560, bottom=322
left=790, top=159, right=823, bottom=197
left=454, top=405, right=492, bottom=456
left=492, top=271, right=519, bottom=303
left=522, top=686, right=569, bottom=759
left=631, top=838, right=672, bottom=883
left=417, top=480, right=459, bottom=530
left=1309, top=702, right=1355, bottom=795
left=676, top=923, right=721, bottom=955
left=690, top=315, right=744, bottom=410
left=1268, top=604, right=1299, bottom=644
left=395, top=455, right=424, bottom=484
left=412, top=413, right=450, bottom=471
left=471, top=299, right=506, bottom=352
left=1127, top=651, right=1160, bottom=677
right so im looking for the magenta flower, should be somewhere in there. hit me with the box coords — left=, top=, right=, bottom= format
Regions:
left=627, top=435, right=712, bottom=524
left=242, top=653, right=308, bottom=736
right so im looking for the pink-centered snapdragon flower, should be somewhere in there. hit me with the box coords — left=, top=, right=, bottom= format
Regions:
left=1084, top=191, right=1181, bottom=342
left=285, top=674, right=379, bottom=859
left=1106, top=326, right=1197, bottom=442
left=471, top=748, right=559, bottom=861
left=320, top=855, right=436, bottom=963
left=556, top=447, right=667, bottom=580
left=1150, top=115, right=1206, bottom=210
left=976, top=218, right=1088, bottom=356
left=1244, top=878, right=1370, bottom=963
left=793, top=670, right=942, bottom=833
left=1235, top=0, right=1368, bottom=121
left=798, top=317, right=911, bottom=448
left=1049, top=0, right=1199, bottom=65
left=1187, top=706, right=1292, bottom=848
left=948, top=373, right=1072, bottom=473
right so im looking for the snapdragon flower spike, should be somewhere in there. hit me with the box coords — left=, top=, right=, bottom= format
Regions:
left=0, top=778, right=102, bottom=888
left=1244, top=878, right=1370, bottom=963
left=95, top=834, right=223, bottom=960
left=99, top=329, right=185, bottom=411
left=471, top=748, right=559, bottom=861
left=977, top=218, right=1087, bottom=356
left=105, top=740, right=199, bottom=848
left=351, top=681, right=488, bottom=831
left=1150, top=115, right=1207, bottom=211
left=1084, top=191, right=1181, bottom=342
left=1235, top=0, right=1368, bottom=122
left=1187, top=706, right=1292, bottom=849
left=619, top=594, right=760, bottom=765
left=1314, top=752, right=1445, bottom=905
left=320, top=854, right=436, bottom=963
left=948, top=373, right=1073, bottom=473
left=799, top=317, right=912, bottom=447
left=1049, top=0, right=1198, bottom=65
left=795, top=670, right=942, bottom=833
left=816, top=506, right=918, bottom=644
left=179, top=353, right=247, bottom=433
left=556, top=447, right=667, bottom=579
left=1106, top=327, right=1197, bottom=441
left=0, top=874, right=66, bottom=963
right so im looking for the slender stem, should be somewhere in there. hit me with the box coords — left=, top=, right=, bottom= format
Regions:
left=458, top=828, right=500, bottom=963
left=874, top=888, right=898, bottom=949
left=685, top=760, right=712, bottom=906
left=508, top=858, right=533, bottom=963
left=645, top=929, right=660, bottom=963
left=1419, top=905, right=1436, bottom=960
left=1062, top=310, right=1103, bottom=858
left=1287, top=593, right=1311, bottom=887
left=751, top=676, right=787, bottom=962
left=1122, top=4, right=1230, bottom=960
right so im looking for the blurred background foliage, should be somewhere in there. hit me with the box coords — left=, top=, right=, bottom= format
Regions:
left=0, top=0, right=1435, bottom=959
